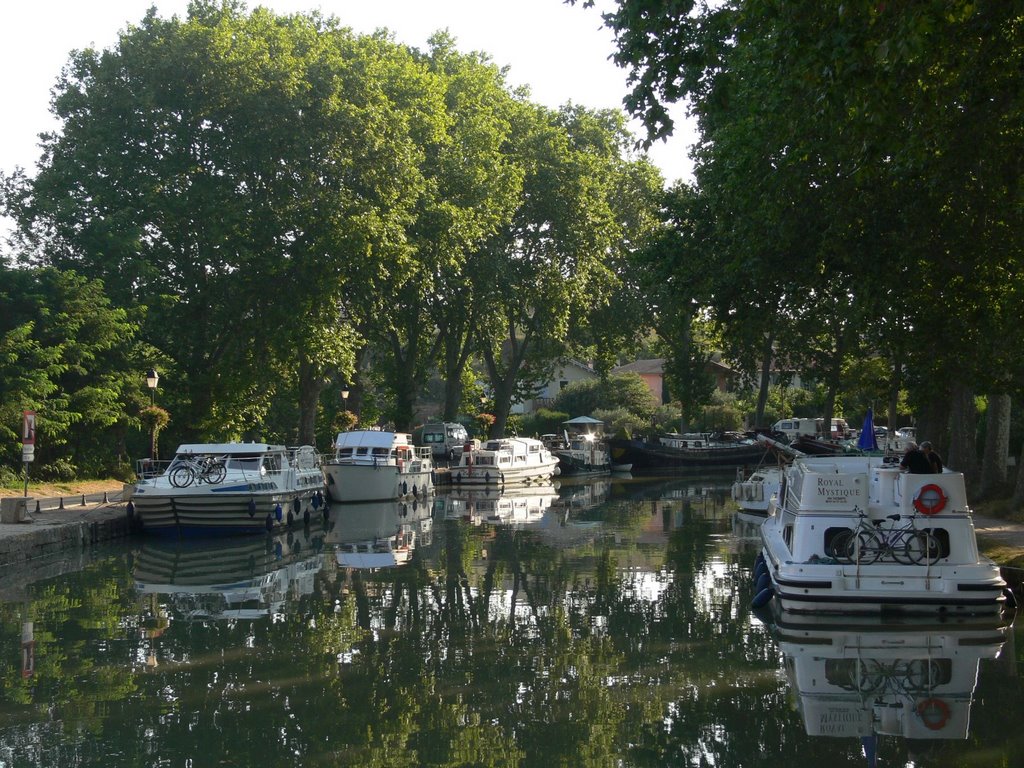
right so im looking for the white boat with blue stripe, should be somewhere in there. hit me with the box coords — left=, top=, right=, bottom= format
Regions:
left=131, top=443, right=325, bottom=535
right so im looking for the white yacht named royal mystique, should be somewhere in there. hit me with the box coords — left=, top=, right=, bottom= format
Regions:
left=322, top=430, right=433, bottom=503
left=754, top=454, right=1009, bottom=615
left=131, top=443, right=325, bottom=535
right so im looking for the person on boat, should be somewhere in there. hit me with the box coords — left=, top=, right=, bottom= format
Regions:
left=899, top=442, right=932, bottom=474
left=920, top=441, right=944, bottom=473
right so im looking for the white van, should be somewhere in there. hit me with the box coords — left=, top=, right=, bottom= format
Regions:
left=772, top=417, right=851, bottom=442
left=420, top=422, right=470, bottom=460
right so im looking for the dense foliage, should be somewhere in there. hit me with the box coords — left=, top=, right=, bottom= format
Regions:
left=0, top=1, right=661, bottom=475
left=586, top=0, right=1024, bottom=483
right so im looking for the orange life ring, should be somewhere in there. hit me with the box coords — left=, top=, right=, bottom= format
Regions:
left=916, top=697, right=950, bottom=730
left=914, top=483, right=948, bottom=515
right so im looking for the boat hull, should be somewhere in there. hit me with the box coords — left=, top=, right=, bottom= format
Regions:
left=608, top=437, right=767, bottom=471
left=323, top=463, right=433, bottom=502
left=451, top=461, right=559, bottom=486
left=131, top=486, right=324, bottom=536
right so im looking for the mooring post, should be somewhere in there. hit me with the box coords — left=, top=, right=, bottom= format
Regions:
left=81, top=494, right=87, bottom=506
left=58, top=497, right=65, bottom=510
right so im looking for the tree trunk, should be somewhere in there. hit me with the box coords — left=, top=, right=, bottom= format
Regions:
left=297, top=358, right=324, bottom=446
left=887, top=351, right=903, bottom=432
left=946, top=382, right=978, bottom=479
left=442, top=326, right=474, bottom=421
left=754, top=331, right=775, bottom=427
left=1011, top=433, right=1024, bottom=511
left=980, top=393, right=1011, bottom=496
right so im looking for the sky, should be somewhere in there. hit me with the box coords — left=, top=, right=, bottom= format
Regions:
left=0, top=0, right=696, bottom=189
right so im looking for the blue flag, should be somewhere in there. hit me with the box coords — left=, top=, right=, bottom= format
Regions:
left=857, top=408, right=879, bottom=451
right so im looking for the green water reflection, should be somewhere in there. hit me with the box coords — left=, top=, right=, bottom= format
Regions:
left=0, top=475, right=1021, bottom=767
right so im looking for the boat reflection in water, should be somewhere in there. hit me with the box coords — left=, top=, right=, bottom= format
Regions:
left=132, top=525, right=325, bottom=622
left=325, top=498, right=435, bottom=570
left=766, top=612, right=1013, bottom=763
left=445, top=483, right=559, bottom=526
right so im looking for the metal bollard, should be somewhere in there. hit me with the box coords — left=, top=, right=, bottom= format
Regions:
left=58, top=497, right=65, bottom=510
left=81, top=494, right=87, bottom=506
left=102, top=491, right=108, bottom=503
left=34, top=500, right=40, bottom=513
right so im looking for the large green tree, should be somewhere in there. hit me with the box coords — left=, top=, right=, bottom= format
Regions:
left=7, top=2, right=423, bottom=444
left=475, top=104, right=661, bottom=436
left=586, top=0, right=1024, bottom=473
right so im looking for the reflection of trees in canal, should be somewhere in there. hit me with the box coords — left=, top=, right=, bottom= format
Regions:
left=1, top=481, right=1022, bottom=766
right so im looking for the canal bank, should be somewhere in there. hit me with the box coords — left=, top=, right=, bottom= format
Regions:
left=0, top=493, right=133, bottom=569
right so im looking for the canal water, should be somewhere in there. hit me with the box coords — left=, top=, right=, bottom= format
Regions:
left=0, top=474, right=1021, bottom=767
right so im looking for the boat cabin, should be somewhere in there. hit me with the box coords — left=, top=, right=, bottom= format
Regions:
left=332, top=431, right=430, bottom=468
left=774, top=456, right=972, bottom=565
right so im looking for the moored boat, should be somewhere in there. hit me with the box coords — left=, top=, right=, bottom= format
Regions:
left=451, top=436, right=560, bottom=486
left=754, top=455, right=1009, bottom=615
left=547, top=417, right=612, bottom=476
left=323, top=430, right=433, bottom=503
left=731, top=466, right=784, bottom=517
left=608, top=431, right=768, bottom=471
left=131, top=443, right=325, bottom=535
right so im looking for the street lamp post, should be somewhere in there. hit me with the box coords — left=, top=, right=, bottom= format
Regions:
left=146, top=368, right=159, bottom=459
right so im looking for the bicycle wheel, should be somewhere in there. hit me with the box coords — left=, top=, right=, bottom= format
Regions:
left=827, top=529, right=855, bottom=562
left=852, top=531, right=882, bottom=564
left=905, top=536, right=929, bottom=565
left=204, top=461, right=227, bottom=485
left=170, top=465, right=195, bottom=488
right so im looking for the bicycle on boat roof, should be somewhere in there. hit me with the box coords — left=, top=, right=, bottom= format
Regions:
left=169, top=454, right=227, bottom=487
left=827, top=506, right=941, bottom=565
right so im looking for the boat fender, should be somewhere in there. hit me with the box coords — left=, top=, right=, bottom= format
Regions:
left=755, top=572, right=771, bottom=593
left=751, top=586, right=774, bottom=609
left=916, top=697, right=950, bottom=730
left=265, top=513, right=274, bottom=532
left=312, top=491, right=321, bottom=510
left=1003, top=587, right=1018, bottom=610
left=248, top=499, right=257, bottom=518
left=126, top=501, right=135, bottom=519
left=293, top=497, right=301, bottom=514
left=412, top=484, right=419, bottom=497
left=754, top=552, right=765, bottom=570
left=485, top=471, right=491, bottom=482
left=287, top=509, right=294, bottom=526
left=914, top=483, right=948, bottom=515
left=275, top=503, right=283, bottom=522
left=402, top=481, right=408, bottom=496
left=754, top=561, right=768, bottom=582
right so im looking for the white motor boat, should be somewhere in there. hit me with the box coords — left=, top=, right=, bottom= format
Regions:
left=131, top=443, right=325, bottom=535
left=323, top=430, right=433, bottom=503
left=731, top=466, right=784, bottom=517
left=754, top=454, right=1009, bottom=615
left=451, top=436, right=560, bottom=486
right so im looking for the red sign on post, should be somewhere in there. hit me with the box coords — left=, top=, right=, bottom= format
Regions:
left=22, top=410, right=36, bottom=446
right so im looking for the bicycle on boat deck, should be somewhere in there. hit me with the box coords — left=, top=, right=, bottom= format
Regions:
left=827, top=507, right=941, bottom=565
left=169, top=455, right=227, bottom=487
